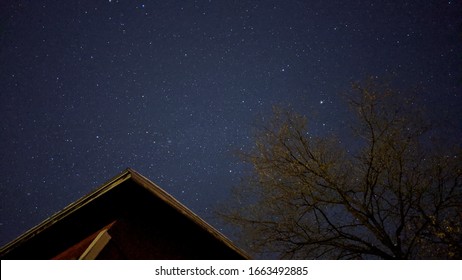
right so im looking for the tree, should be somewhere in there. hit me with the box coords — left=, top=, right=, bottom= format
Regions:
left=221, top=79, right=462, bottom=259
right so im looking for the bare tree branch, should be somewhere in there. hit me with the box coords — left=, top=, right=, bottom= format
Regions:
left=219, top=79, right=462, bottom=259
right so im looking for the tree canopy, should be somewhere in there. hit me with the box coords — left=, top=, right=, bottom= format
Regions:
left=221, top=80, right=462, bottom=259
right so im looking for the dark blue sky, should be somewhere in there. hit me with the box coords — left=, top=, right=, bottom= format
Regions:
left=0, top=0, right=461, bottom=246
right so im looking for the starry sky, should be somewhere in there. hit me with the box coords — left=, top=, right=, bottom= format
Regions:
left=0, top=0, right=461, bottom=246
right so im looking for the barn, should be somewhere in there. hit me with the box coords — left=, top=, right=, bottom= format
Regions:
left=0, top=168, right=249, bottom=260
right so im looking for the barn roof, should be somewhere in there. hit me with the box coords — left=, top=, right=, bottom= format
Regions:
left=0, top=168, right=249, bottom=259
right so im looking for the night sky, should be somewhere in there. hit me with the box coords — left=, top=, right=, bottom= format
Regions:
left=0, top=0, right=461, bottom=247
